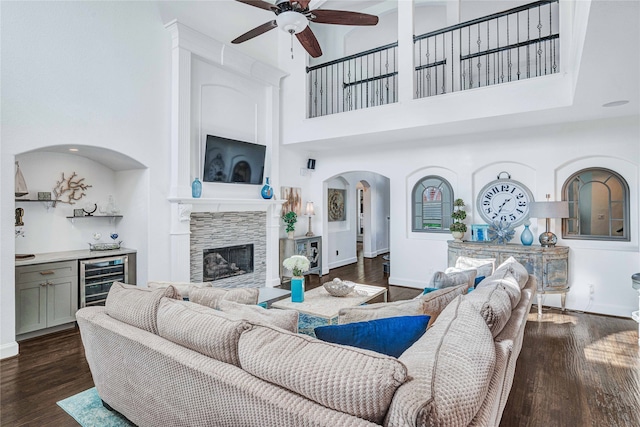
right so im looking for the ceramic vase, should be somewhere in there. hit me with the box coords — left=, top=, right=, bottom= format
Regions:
left=261, top=177, right=273, bottom=199
left=452, top=231, right=464, bottom=242
left=192, top=178, right=202, bottom=198
left=521, top=223, right=534, bottom=246
left=291, top=276, right=305, bottom=302
left=287, top=230, right=294, bottom=239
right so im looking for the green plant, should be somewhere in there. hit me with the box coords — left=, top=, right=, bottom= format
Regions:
left=450, top=199, right=467, bottom=233
left=282, top=211, right=297, bottom=232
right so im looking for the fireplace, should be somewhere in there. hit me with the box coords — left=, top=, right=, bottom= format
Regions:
left=203, top=244, right=254, bottom=282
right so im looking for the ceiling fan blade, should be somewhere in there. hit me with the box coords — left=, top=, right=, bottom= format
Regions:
left=231, top=20, right=278, bottom=44
left=234, top=0, right=277, bottom=12
left=310, top=10, right=379, bottom=26
left=296, top=26, right=322, bottom=58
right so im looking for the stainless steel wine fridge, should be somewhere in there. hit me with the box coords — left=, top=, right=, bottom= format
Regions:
left=79, top=255, right=129, bottom=307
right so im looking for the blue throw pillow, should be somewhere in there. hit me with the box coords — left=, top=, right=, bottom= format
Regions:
left=423, top=287, right=438, bottom=295
left=474, top=276, right=486, bottom=286
left=314, top=315, right=431, bottom=358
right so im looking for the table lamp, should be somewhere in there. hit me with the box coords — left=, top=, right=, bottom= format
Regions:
left=528, top=194, right=569, bottom=247
left=305, top=201, right=315, bottom=237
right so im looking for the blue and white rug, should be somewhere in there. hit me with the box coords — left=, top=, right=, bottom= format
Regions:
left=57, top=387, right=133, bottom=427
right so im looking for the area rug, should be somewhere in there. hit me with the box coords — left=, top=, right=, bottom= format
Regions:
left=57, top=387, right=133, bottom=427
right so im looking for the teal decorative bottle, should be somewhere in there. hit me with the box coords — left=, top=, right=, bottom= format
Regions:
left=521, top=222, right=534, bottom=246
left=192, top=177, right=202, bottom=198
left=291, top=276, right=305, bottom=302
left=261, top=177, right=273, bottom=199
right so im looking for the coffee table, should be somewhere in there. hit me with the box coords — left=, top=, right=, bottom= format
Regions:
left=272, top=284, right=387, bottom=335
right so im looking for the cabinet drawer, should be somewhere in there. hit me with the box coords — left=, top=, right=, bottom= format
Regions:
left=16, top=261, right=77, bottom=283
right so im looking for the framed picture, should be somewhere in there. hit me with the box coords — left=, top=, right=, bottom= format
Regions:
left=471, top=224, right=490, bottom=242
left=281, top=187, right=302, bottom=216
left=327, top=188, right=346, bottom=222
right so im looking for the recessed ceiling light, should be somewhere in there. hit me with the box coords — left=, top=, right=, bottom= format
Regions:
left=69, top=148, right=79, bottom=152
left=602, top=100, right=629, bottom=108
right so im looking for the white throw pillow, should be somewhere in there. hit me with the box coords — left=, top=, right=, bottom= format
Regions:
left=493, top=256, right=529, bottom=289
left=454, top=256, right=496, bottom=277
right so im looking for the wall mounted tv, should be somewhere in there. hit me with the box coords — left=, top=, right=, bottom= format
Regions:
left=202, top=135, right=266, bottom=185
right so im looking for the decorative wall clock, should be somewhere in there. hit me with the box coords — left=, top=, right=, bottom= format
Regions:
left=476, top=172, right=534, bottom=228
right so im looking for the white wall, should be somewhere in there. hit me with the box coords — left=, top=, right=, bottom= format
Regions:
left=1, top=1, right=172, bottom=358
left=309, top=116, right=639, bottom=318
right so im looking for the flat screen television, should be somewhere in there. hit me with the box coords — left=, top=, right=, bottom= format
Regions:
left=202, top=135, right=266, bottom=184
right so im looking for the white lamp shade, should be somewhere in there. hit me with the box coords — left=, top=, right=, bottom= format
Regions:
left=276, top=11, right=309, bottom=34
left=528, top=201, right=569, bottom=219
left=306, top=201, right=315, bottom=216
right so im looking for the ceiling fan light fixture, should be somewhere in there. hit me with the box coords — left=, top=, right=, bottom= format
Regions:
left=276, top=11, right=309, bottom=34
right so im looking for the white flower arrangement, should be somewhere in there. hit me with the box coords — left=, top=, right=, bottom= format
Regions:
left=283, top=255, right=310, bottom=277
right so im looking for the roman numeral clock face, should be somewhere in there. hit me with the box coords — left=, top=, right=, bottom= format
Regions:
left=476, top=179, right=534, bottom=228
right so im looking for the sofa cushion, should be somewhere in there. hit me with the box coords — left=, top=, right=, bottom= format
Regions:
left=156, top=298, right=250, bottom=366
left=428, top=268, right=477, bottom=289
left=477, top=270, right=522, bottom=309
left=189, top=286, right=259, bottom=310
left=218, top=300, right=299, bottom=333
left=452, top=255, right=496, bottom=277
left=314, top=315, right=431, bottom=358
left=420, top=284, right=469, bottom=326
left=147, top=280, right=212, bottom=299
left=385, top=297, right=496, bottom=427
left=338, top=284, right=467, bottom=327
left=464, top=284, right=512, bottom=337
left=105, top=282, right=180, bottom=334
left=238, top=323, right=409, bottom=424
left=493, top=256, right=529, bottom=289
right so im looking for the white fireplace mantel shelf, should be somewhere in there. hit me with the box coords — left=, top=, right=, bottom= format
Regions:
left=168, top=197, right=285, bottom=214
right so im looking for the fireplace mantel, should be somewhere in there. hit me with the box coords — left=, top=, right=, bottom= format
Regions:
left=169, top=197, right=284, bottom=214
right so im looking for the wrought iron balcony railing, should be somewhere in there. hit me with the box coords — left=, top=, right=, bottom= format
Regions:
left=306, top=0, right=559, bottom=118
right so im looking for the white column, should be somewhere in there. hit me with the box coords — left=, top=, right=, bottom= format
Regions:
left=397, top=0, right=415, bottom=102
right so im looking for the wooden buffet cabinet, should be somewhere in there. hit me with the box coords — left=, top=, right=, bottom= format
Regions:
left=447, top=241, right=569, bottom=315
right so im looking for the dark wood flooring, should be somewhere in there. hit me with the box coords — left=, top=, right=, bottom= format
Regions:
left=2, top=251, right=638, bottom=426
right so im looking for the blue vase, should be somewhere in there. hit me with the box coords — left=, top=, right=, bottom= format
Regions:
left=521, top=224, right=534, bottom=246
left=261, top=177, right=273, bottom=199
left=192, top=178, right=202, bottom=198
left=291, top=276, right=305, bottom=302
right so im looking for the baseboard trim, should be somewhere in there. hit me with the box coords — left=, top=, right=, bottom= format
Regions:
left=388, top=276, right=425, bottom=289
left=0, top=341, right=19, bottom=360
left=327, top=257, right=358, bottom=270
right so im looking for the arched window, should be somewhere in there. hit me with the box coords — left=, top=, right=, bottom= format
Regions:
left=562, top=168, right=630, bottom=241
left=412, top=176, right=453, bottom=232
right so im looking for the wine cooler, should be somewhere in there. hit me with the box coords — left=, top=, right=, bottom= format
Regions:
left=80, top=255, right=129, bottom=307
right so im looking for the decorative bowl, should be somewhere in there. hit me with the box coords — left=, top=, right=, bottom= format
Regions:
left=323, top=278, right=355, bottom=297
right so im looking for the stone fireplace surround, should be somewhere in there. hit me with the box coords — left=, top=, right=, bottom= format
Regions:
left=190, top=212, right=266, bottom=288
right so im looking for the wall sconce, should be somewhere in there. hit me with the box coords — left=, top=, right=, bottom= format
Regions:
left=528, top=194, right=569, bottom=247
left=305, top=201, right=315, bottom=237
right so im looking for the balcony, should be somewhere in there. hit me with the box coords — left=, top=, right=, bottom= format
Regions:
left=307, top=0, right=559, bottom=118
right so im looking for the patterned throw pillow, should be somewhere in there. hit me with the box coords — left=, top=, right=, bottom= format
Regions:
left=428, top=268, right=477, bottom=289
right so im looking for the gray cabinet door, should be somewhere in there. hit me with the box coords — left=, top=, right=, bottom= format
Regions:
left=47, top=277, right=78, bottom=327
left=542, top=255, right=569, bottom=291
left=16, top=280, right=47, bottom=335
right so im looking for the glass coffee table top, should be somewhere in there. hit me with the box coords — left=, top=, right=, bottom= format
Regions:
left=271, top=283, right=387, bottom=320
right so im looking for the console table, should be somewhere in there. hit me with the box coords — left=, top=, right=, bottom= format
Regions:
left=279, top=236, right=322, bottom=282
left=447, top=241, right=569, bottom=316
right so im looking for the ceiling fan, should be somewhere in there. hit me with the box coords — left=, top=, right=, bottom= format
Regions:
left=231, top=0, right=379, bottom=58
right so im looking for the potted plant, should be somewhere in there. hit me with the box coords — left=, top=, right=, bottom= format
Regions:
left=282, top=211, right=297, bottom=239
left=450, top=198, right=467, bottom=242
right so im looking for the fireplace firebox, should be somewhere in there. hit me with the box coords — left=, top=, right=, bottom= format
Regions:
left=203, top=244, right=254, bottom=282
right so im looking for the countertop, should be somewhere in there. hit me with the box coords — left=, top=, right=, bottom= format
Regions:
left=15, top=248, right=137, bottom=267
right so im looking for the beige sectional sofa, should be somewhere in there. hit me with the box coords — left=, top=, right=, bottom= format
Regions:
left=76, top=259, right=535, bottom=427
